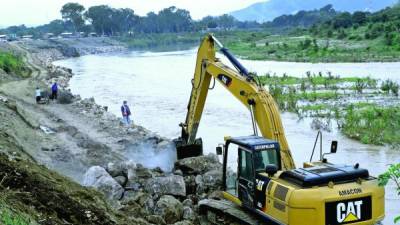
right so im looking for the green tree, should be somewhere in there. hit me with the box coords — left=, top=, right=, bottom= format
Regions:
left=111, top=8, right=138, bottom=34
left=385, top=32, right=396, bottom=46
left=379, top=164, right=400, bottom=223
left=333, top=12, right=352, bottom=29
left=216, top=14, right=236, bottom=30
left=85, top=5, right=114, bottom=35
left=352, top=11, right=367, bottom=25
left=60, top=3, right=85, bottom=32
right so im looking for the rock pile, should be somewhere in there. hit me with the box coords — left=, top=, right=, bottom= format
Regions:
left=83, top=153, right=223, bottom=225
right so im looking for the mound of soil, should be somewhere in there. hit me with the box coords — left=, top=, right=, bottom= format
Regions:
left=0, top=153, right=130, bottom=225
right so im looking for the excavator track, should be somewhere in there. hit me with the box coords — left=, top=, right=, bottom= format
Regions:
left=198, top=199, right=271, bottom=225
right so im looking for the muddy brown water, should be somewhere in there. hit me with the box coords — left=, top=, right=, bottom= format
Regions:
left=54, top=49, right=400, bottom=224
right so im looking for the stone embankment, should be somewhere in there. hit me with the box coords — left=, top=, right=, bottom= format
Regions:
left=83, top=154, right=223, bottom=225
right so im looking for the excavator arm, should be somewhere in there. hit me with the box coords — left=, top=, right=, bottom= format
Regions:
left=176, top=34, right=295, bottom=170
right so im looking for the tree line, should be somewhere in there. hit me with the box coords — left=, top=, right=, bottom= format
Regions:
left=307, top=3, right=400, bottom=46
left=0, top=3, right=260, bottom=37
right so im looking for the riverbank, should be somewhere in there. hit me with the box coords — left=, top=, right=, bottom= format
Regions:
left=220, top=31, right=400, bottom=62
left=134, top=30, right=400, bottom=63
left=0, top=38, right=223, bottom=225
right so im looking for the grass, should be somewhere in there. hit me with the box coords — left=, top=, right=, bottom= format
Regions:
left=0, top=51, right=29, bottom=78
left=0, top=207, right=29, bottom=225
left=214, top=30, right=400, bottom=62
left=258, top=74, right=375, bottom=87
left=263, top=74, right=377, bottom=107
left=261, top=73, right=399, bottom=146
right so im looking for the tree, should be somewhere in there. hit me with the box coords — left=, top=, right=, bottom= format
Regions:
left=385, top=32, right=396, bottom=46
left=379, top=164, right=400, bottom=223
left=333, top=12, right=352, bottom=29
left=217, top=14, right=236, bottom=30
left=36, top=19, right=72, bottom=35
left=117, top=8, right=138, bottom=34
left=137, top=6, right=193, bottom=33
left=157, top=7, right=192, bottom=32
left=352, top=11, right=367, bottom=25
left=85, top=5, right=114, bottom=35
left=60, top=3, right=85, bottom=32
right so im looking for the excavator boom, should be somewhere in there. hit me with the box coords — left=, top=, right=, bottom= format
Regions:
left=176, top=34, right=295, bottom=170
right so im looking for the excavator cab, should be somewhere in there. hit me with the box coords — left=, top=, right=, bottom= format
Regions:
left=219, top=136, right=282, bottom=212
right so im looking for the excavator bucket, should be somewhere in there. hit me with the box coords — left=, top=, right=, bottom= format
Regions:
left=174, top=138, right=203, bottom=159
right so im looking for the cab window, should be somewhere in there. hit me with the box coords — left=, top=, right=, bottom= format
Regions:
left=239, top=148, right=253, bottom=181
left=253, top=149, right=279, bottom=172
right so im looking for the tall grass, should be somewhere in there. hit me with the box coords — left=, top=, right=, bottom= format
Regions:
left=0, top=208, right=29, bottom=225
left=0, top=52, right=28, bottom=77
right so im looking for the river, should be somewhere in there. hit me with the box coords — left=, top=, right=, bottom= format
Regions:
left=54, top=49, right=400, bottom=224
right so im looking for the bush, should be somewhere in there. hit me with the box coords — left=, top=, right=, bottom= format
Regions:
left=378, top=164, right=400, bottom=224
left=0, top=52, right=26, bottom=75
left=354, top=79, right=367, bottom=94
left=381, top=79, right=399, bottom=96
left=342, top=104, right=400, bottom=145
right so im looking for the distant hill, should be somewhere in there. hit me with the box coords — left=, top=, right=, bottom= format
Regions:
left=267, top=4, right=338, bottom=28
left=230, top=0, right=398, bottom=22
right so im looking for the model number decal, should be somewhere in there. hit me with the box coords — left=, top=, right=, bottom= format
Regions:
left=339, top=188, right=362, bottom=196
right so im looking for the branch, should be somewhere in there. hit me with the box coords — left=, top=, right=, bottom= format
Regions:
left=0, top=173, right=8, bottom=187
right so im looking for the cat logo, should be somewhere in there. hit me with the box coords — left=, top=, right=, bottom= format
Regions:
left=336, top=200, right=363, bottom=223
left=217, top=74, right=232, bottom=87
left=325, top=196, right=371, bottom=225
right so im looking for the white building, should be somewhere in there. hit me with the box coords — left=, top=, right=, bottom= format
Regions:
left=0, top=35, right=7, bottom=42
left=60, top=32, right=73, bottom=38
left=22, top=35, right=33, bottom=40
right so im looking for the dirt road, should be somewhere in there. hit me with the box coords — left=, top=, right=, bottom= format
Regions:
left=0, top=41, right=168, bottom=182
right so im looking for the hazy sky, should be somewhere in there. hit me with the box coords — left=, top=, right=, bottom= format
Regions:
left=0, top=0, right=264, bottom=27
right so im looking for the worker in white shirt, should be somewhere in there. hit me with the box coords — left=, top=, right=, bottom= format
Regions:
left=35, top=87, right=42, bottom=103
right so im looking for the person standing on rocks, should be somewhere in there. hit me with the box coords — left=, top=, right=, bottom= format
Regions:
left=121, top=100, right=132, bottom=126
left=35, top=87, right=42, bottom=103
left=51, top=82, right=58, bottom=101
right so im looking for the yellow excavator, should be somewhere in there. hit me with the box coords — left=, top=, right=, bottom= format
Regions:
left=174, top=34, right=385, bottom=225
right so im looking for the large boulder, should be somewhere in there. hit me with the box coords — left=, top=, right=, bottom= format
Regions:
left=144, top=175, right=186, bottom=197
left=202, top=169, right=223, bottom=189
left=195, top=169, right=222, bottom=195
left=173, top=221, right=193, bottom=225
left=174, top=154, right=221, bottom=175
left=154, top=195, right=183, bottom=224
left=83, top=166, right=124, bottom=200
left=183, top=206, right=196, bottom=221
left=57, top=90, right=74, bottom=104
left=135, top=164, right=153, bottom=179
left=106, top=161, right=136, bottom=177
left=146, top=215, right=166, bottom=225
